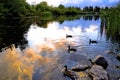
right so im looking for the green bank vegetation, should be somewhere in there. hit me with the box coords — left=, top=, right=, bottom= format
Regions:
left=0, top=0, right=120, bottom=42
left=0, top=0, right=101, bottom=19
left=100, top=4, right=120, bottom=43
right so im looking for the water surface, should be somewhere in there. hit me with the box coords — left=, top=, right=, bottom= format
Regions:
left=0, top=17, right=120, bottom=80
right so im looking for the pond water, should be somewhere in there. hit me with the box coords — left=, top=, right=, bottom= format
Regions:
left=0, top=17, right=120, bottom=80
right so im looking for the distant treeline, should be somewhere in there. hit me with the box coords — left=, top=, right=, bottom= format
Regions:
left=0, top=0, right=103, bottom=19
left=1, top=0, right=120, bottom=19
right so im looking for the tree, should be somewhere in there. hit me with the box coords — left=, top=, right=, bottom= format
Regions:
left=0, top=3, right=8, bottom=18
left=58, top=4, right=65, bottom=9
left=0, top=0, right=30, bottom=18
left=94, top=6, right=100, bottom=12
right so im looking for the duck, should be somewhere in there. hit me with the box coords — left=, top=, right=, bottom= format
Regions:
left=71, top=65, right=90, bottom=72
left=66, top=34, right=72, bottom=38
left=61, top=65, right=76, bottom=80
left=89, top=39, right=97, bottom=44
left=68, top=45, right=77, bottom=53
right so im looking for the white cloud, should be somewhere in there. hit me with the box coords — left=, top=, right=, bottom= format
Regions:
left=26, top=0, right=119, bottom=7
left=44, top=0, right=64, bottom=6
left=26, top=0, right=84, bottom=6
left=64, top=0, right=84, bottom=4
left=85, top=25, right=99, bottom=39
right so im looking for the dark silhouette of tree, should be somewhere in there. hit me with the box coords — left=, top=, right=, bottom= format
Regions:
left=89, top=6, right=93, bottom=12
left=58, top=4, right=65, bottom=9
left=94, top=6, right=100, bottom=12
left=105, top=7, right=109, bottom=10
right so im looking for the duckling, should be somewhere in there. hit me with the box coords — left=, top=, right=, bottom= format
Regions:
left=68, top=45, right=77, bottom=53
left=61, top=65, right=76, bottom=80
left=89, top=39, right=97, bottom=44
left=66, top=34, right=72, bottom=38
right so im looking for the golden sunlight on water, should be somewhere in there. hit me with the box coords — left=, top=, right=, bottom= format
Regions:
left=0, top=45, right=54, bottom=80
left=0, top=47, right=32, bottom=80
left=0, top=22, right=100, bottom=80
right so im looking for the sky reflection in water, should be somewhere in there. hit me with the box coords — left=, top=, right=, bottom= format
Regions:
left=25, top=20, right=102, bottom=80
left=26, top=19, right=101, bottom=53
left=25, top=20, right=119, bottom=80
left=1, top=18, right=119, bottom=80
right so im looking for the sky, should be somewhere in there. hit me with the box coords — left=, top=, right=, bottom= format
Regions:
left=26, top=0, right=119, bottom=7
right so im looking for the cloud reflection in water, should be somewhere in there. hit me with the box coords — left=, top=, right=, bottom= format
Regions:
left=0, top=21, right=100, bottom=80
left=26, top=22, right=99, bottom=53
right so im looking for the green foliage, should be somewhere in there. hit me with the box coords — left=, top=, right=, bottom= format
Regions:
left=40, top=11, right=52, bottom=17
left=36, top=1, right=48, bottom=12
left=0, top=3, right=8, bottom=19
left=0, top=0, right=119, bottom=28
left=58, top=4, right=65, bottom=9
left=0, top=0, right=31, bottom=18
left=83, top=6, right=100, bottom=12
left=0, top=1, right=82, bottom=18
left=101, top=4, right=120, bottom=43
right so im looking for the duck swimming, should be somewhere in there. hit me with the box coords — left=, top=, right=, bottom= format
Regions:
left=66, top=34, right=72, bottom=38
left=61, top=65, right=76, bottom=80
left=68, top=45, right=77, bottom=53
left=89, top=39, right=97, bottom=44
